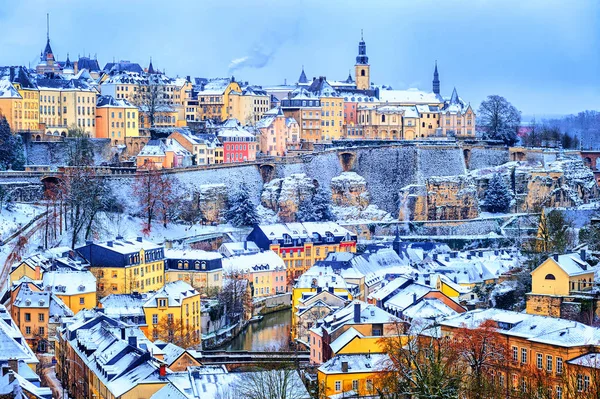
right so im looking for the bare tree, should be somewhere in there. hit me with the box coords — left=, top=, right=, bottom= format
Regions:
left=134, top=75, right=166, bottom=131
left=478, top=95, right=521, bottom=145
left=154, top=314, right=201, bottom=349
left=132, top=165, right=173, bottom=234
left=230, top=369, right=309, bottom=399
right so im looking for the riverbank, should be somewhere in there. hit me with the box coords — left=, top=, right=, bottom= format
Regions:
left=216, top=308, right=292, bottom=351
left=253, top=293, right=292, bottom=316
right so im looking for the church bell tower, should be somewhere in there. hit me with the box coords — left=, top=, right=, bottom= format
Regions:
left=354, top=30, right=370, bottom=90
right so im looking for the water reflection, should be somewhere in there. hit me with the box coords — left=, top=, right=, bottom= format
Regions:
left=221, top=309, right=291, bottom=351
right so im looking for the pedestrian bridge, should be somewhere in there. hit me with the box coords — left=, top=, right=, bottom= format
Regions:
left=196, top=350, right=310, bottom=370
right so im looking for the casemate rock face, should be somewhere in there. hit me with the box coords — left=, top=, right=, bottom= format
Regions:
left=330, top=172, right=370, bottom=208
left=260, top=173, right=315, bottom=222
left=196, top=184, right=228, bottom=223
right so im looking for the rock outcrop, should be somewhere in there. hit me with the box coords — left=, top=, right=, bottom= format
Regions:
left=261, top=174, right=315, bottom=222
left=399, top=175, right=480, bottom=221
left=195, top=184, right=228, bottom=223
left=329, top=172, right=393, bottom=222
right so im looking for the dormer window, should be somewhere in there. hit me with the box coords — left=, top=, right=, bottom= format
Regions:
left=158, top=299, right=167, bottom=307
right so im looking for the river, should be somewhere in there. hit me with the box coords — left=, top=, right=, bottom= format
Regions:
left=220, top=309, right=292, bottom=351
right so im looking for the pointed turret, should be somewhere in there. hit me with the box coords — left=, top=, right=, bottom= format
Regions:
left=298, top=66, right=308, bottom=84
left=345, top=70, right=354, bottom=84
left=432, top=61, right=440, bottom=95
left=355, top=29, right=369, bottom=65
left=148, top=57, right=155, bottom=74
left=64, top=53, right=73, bottom=69
left=450, top=87, right=460, bottom=105
left=42, top=13, right=55, bottom=62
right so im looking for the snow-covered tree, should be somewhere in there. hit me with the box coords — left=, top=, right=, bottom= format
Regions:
left=313, top=187, right=336, bottom=222
left=484, top=173, right=512, bottom=213
left=225, top=185, right=259, bottom=227
left=133, top=165, right=173, bottom=234
left=0, top=115, right=25, bottom=170
left=478, top=95, right=521, bottom=145
left=295, top=198, right=317, bottom=222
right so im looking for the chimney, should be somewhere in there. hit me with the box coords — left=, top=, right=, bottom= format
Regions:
left=316, top=286, right=322, bottom=294
left=494, top=250, right=499, bottom=256
left=244, top=241, right=248, bottom=250
left=186, top=75, right=191, bottom=82
left=412, top=293, right=417, bottom=304
left=328, top=286, right=334, bottom=294
left=553, top=254, right=559, bottom=262
left=467, top=254, right=472, bottom=260
left=7, top=359, right=18, bottom=373
left=128, top=335, right=137, bottom=348
left=341, top=361, right=349, bottom=373
left=580, top=249, right=587, bottom=262
left=353, top=303, right=361, bottom=323
left=159, top=364, right=167, bottom=377
left=478, top=251, right=483, bottom=257
left=121, top=328, right=126, bottom=340
left=107, top=241, right=113, bottom=247
left=137, top=236, right=143, bottom=242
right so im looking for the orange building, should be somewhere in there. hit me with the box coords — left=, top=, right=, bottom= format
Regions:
left=95, top=95, right=139, bottom=145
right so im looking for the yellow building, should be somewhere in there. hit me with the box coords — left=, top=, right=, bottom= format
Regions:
left=194, top=78, right=241, bottom=122
left=9, top=253, right=51, bottom=284
left=41, top=270, right=97, bottom=314
left=228, top=86, right=271, bottom=125
left=76, top=237, right=166, bottom=296
left=307, top=77, right=344, bottom=141
left=526, top=251, right=594, bottom=318
left=95, top=95, right=139, bottom=145
left=37, top=77, right=98, bottom=138
left=317, top=353, right=389, bottom=398
left=143, top=280, right=201, bottom=343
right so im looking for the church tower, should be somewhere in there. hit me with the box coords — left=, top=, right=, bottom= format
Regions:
left=354, top=30, right=370, bottom=90
left=432, top=61, right=440, bottom=95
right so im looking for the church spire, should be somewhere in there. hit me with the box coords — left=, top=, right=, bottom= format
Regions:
left=43, top=13, right=55, bottom=61
left=298, top=65, right=308, bottom=84
left=356, top=30, right=368, bottom=65
left=432, top=61, right=440, bottom=95
left=148, top=57, right=155, bottom=74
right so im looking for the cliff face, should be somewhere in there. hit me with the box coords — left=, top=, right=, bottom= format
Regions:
left=470, top=157, right=599, bottom=212
left=329, top=172, right=392, bottom=222
left=398, top=175, right=480, bottom=221
left=261, top=173, right=316, bottom=222
left=196, top=184, right=228, bottom=223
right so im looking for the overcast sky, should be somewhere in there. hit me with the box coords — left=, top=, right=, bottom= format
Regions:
left=0, top=0, right=598, bottom=117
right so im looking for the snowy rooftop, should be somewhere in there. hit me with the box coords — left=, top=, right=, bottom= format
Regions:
left=379, top=88, right=443, bottom=104
left=165, top=248, right=222, bottom=261
left=0, top=306, right=38, bottom=364
left=42, top=270, right=96, bottom=296
left=222, top=250, right=285, bottom=274
left=318, top=353, right=390, bottom=375
left=539, top=252, right=594, bottom=277
left=441, top=308, right=600, bottom=347
left=144, top=280, right=199, bottom=308
left=89, top=237, right=163, bottom=255
left=403, top=297, right=459, bottom=321
left=218, top=241, right=260, bottom=257
left=257, top=222, right=354, bottom=241
left=99, top=293, right=148, bottom=318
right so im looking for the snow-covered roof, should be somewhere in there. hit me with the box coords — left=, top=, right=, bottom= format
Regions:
left=216, top=128, right=255, bottom=139
left=165, top=249, right=222, bottom=261
left=257, top=222, right=354, bottom=241
left=384, top=283, right=431, bottom=313
left=144, top=281, right=199, bottom=308
left=538, top=253, right=593, bottom=277
left=441, top=308, right=600, bottom=348
left=0, top=306, right=38, bottom=365
left=222, top=250, right=285, bottom=275
left=379, top=88, right=443, bottom=104
left=218, top=241, right=260, bottom=257
left=99, top=293, right=148, bottom=319
left=42, top=270, right=96, bottom=296
left=92, top=237, right=163, bottom=254
left=318, top=353, right=390, bottom=374
left=329, top=327, right=364, bottom=354
left=96, top=95, right=136, bottom=108
left=402, top=297, right=459, bottom=321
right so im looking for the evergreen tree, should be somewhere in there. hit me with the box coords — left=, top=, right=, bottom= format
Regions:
left=226, top=185, right=259, bottom=227
left=312, top=187, right=336, bottom=222
left=296, top=198, right=318, bottom=222
left=484, top=173, right=512, bottom=213
left=0, top=116, right=25, bottom=170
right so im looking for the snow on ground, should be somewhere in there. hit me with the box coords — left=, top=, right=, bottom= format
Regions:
left=0, top=204, right=44, bottom=241
left=332, top=204, right=394, bottom=223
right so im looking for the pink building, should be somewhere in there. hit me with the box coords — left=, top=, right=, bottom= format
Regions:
left=257, top=106, right=299, bottom=155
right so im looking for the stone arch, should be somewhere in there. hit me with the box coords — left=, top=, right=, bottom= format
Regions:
left=583, top=156, right=593, bottom=168
left=258, top=163, right=276, bottom=183
left=60, top=131, right=67, bottom=138
left=338, top=151, right=356, bottom=172
left=41, top=176, right=62, bottom=197
left=35, top=135, right=41, bottom=142
left=391, top=130, right=399, bottom=139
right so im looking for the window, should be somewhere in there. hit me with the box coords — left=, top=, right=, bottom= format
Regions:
left=159, top=299, right=167, bottom=307
left=39, top=327, right=45, bottom=335
left=556, top=357, right=563, bottom=374
left=152, top=314, right=158, bottom=324
left=545, top=274, right=556, bottom=280
left=546, top=355, right=553, bottom=372
left=578, top=374, right=583, bottom=392
left=584, top=375, right=590, bottom=392
left=366, top=379, right=373, bottom=392
left=537, top=353, right=543, bottom=369
left=335, top=381, right=341, bottom=392
left=38, top=313, right=45, bottom=322
left=512, top=346, right=518, bottom=362
left=521, top=348, right=527, bottom=364
left=25, top=313, right=31, bottom=322
left=556, top=386, right=563, bottom=399
left=352, top=380, right=359, bottom=391
left=79, top=297, right=85, bottom=305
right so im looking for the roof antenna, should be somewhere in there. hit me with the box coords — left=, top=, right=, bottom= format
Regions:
left=361, top=29, right=363, bottom=40
left=46, top=13, right=49, bottom=41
